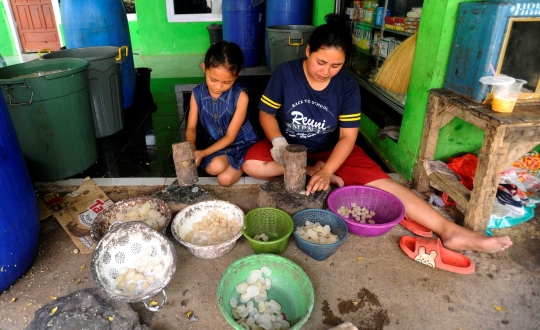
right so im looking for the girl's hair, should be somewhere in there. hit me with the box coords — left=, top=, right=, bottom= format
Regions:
left=203, top=40, right=244, bottom=76
left=308, top=14, right=353, bottom=60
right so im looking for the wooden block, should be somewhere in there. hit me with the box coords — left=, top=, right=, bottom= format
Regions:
left=153, top=180, right=216, bottom=214
left=257, top=177, right=330, bottom=216
left=172, top=142, right=198, bottom=186
left=428, top=172, right=470, bottom=211
left=284, top=144, right=307, bottom=194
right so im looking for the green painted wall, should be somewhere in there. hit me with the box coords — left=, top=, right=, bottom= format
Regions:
left=0, top=2, right=17, bottom=56
left=128, top=20, right=140, bottom=51
left=136, top=0, right=329, bottom=55
left=360, top=0, right=482, bottom=179
left=136, top=0, right=214, bottom=55
left=313, top=0, right=334, bottom=26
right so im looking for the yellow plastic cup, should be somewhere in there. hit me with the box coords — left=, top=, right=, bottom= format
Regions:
left=491, top=79, right=526, bottom=112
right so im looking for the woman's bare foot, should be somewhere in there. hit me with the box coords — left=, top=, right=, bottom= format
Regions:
left=440, top=228, right=513, bottom=253
left=309, top=161, right=345, bottom=187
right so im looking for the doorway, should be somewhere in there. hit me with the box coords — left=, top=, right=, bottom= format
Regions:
left=9, top=0, right=61, bottom=53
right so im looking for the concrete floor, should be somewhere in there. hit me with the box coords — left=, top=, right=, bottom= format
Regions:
left=1, top=181, right=539, bottom=330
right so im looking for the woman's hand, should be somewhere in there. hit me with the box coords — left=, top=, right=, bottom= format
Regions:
left=306, top=168, right=332, bottom=196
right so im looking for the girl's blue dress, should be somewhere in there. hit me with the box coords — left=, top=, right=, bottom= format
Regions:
left=192, top=83, right=259, bottom=170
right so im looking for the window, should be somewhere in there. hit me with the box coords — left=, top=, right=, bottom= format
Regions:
left=166, top=0, right=222, bottom=23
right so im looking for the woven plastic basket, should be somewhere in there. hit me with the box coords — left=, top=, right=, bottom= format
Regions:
left=327, top=186, right=405, bottom=237
left=292, top=209, right=348, bottom=261
left=242, top=207, right=294, bottom=254
left=171, top=200, right=245, bottom=259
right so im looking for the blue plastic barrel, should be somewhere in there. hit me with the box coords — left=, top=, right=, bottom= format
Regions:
left=265, top=0, right=312, bottom=67
left=0, top=91, right=40, bottom=292
left=61, top=0, right=136, bottom=109
left=222, top=0, right=264, bottom=67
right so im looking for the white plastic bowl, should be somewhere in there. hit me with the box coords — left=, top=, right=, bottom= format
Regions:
left=171, top=200, right=245, bottom=259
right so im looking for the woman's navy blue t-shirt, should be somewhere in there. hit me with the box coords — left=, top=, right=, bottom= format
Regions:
left=258, top=58, right=361, bottom=153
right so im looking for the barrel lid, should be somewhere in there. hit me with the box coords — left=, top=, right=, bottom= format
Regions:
left=206, top=24, right=222, bottom=30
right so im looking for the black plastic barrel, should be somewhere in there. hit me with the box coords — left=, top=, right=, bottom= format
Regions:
left=134, top=67, right=154, bottom=107
left=206, top=24, right=223, bottom=45
left=42, top=46, right=125, bottom=138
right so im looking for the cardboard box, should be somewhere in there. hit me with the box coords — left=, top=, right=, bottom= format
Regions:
left=385, top=16, right=405, bottom=24
left=39, top=192, right=66, bottom=221
left=404, top=18, right=421, bottom=24
left=53, top=177, right=114, bottom=254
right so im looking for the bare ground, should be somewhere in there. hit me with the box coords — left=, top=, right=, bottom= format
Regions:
left=1, top=184, right=539, bottom=330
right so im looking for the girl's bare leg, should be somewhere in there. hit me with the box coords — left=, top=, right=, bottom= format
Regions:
left=216, top=165, right=244, bottom=187
left=205, top=155, right=243, bottom=187
left=242, top=159, right=284, bottom=180
left=205, top=155, right=229, bottom=175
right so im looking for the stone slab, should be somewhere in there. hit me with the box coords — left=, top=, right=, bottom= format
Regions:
left=257, top=177, right=331, bottom=216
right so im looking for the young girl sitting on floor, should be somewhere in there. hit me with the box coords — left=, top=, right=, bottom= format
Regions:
left=186, top=41, right=259, bottom=187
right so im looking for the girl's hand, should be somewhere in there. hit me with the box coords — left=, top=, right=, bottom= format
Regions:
left=193, top=150, right=205, bottom=166
left=306, top=169, right=332, bottom=196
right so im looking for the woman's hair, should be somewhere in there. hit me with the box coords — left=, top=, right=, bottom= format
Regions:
left=203, top=40, right=244, bottom=76
left=308, top=14, right=353, bottom=60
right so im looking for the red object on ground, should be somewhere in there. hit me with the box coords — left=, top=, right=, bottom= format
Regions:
left=399, top=236, right=475, bottom=274
left=399, top=216, right=433, bottom=237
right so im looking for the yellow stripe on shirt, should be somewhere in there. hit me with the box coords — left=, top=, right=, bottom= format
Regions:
left=261, top=95, right=281, bottom=109
left=339, top=113, right=361, bottom=122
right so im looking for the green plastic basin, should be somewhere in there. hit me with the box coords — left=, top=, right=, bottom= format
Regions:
left=217, top=254, right=314, bottom=329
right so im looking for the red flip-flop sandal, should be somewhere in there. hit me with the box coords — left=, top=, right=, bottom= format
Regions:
left=400, top=216, right=433, bottom=237
left=399, top=236, right=475, bottom=274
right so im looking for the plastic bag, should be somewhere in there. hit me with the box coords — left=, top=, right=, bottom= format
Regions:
left=492, top=183, right=526, bottom=217
left=441, top=154, right=478, bottom=206
left=508, top=151, right=540, bottom=194
left=486, top=151, right=540, bottom=235
left=487, top=204, right=536, bottom=236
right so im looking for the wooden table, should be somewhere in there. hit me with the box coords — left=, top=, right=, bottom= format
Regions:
left=412, top=89, right=540, bottom=232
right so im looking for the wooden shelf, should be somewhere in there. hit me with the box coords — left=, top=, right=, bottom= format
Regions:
left=356, top=21, right=415, bottom=37
left=345, top=68, right=405, bottom=115
left=356, top=46, right=381, bottom=61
